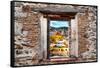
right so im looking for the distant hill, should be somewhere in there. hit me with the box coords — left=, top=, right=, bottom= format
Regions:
left=50, top=26, right=68, bottom=30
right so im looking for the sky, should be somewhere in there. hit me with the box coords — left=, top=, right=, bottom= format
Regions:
left=50, top=20, right=69, bottom=28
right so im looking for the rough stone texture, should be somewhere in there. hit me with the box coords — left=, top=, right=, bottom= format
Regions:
left=13, top=2, right=97, bottom=66
left=76, top=6, right=97, bottom=60
left=14, top=3, right=41, bottom=66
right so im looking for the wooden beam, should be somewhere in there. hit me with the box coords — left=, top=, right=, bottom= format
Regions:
left=43, top=14, right=75, bottom=20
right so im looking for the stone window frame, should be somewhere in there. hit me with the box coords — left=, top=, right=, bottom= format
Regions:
left=41, top=13, right=78, bottom=61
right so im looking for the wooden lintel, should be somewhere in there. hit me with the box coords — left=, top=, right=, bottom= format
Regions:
left=43, top=14, right=75, bottom=20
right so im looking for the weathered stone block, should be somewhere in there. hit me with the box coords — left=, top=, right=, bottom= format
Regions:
left=22, top=5, right=31, bottom=12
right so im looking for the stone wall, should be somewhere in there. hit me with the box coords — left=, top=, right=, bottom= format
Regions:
left=76, top=6, right=97, bottom=60
left=14, top=2, right=42, bottom=66
left=13, top=2, right=97, bottom=66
